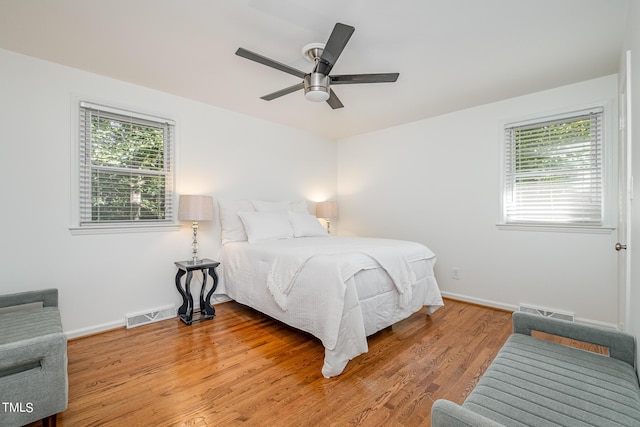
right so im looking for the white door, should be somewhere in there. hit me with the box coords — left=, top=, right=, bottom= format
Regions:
left=617, top=50, right=632, bottom=331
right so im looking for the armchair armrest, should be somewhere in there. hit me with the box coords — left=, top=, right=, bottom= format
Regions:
left=431, top=399, right=504, bottom=427
left=0, top=289, right=58, bottom=309
left=0, top=326, right=68, bottom=425
left=512, top=311, right=636, bottom=367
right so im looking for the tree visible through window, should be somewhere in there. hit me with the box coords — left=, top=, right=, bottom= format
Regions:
left=79, top=102, right=174, bottom=225
left=503, top=108, right=603, bottom=226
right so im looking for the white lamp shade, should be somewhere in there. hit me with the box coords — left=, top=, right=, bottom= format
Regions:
left=316, top=201, right=338, bottom=219
left=178, top=195, right=214, bottom=221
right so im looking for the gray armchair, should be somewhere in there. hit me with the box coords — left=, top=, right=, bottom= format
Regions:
left=0, top=289, right=68, bottom=427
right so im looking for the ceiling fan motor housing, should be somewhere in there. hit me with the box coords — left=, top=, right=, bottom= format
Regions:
left=304, top=73, right=330, bottom=102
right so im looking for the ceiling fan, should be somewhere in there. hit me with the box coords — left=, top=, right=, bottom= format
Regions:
left=235, top=23, right=399, bottom=109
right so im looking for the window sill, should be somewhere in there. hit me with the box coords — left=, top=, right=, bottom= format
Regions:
left=496, top=223, right=615, bottom=234
left=70, top=223, right=181, bottom=235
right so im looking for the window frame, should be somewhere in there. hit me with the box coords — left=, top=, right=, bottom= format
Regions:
left=498, top=104, right=615, bottom=233
left=70, top=101, right=179, bottom=235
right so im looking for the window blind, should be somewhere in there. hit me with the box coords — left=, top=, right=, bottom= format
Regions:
left=79, top=103, right=174, bottom=225
left=504, top=108, right=603, bottom=225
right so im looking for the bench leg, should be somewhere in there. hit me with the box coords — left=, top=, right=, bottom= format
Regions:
left=41, top=414, right=57, bottom=427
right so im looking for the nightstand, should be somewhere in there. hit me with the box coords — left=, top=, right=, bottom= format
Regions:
left=174, top=258, right=220, bottom=325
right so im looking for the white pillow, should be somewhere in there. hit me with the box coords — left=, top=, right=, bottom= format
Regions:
left=252, top=200, right=290, bottom=212
left=218, top=199, right=254, bottom=244
left=238, top=211, right=294, bottom=243
left=287, top=211, right=328, bottom=237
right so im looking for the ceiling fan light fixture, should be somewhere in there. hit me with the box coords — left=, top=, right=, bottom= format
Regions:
left=305, top=88, right=330, bottom=102
left=304, top=73, right=330, bottom=102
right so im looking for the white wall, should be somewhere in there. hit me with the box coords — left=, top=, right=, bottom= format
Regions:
left=0, top=49, right=337, bottom=336
left=337, top=75, right=619, bottom=327
left=0, top=44, right=624, bottom=336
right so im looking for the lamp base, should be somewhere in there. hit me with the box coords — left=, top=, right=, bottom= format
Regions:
left=191, top=221, right=200, bottom=264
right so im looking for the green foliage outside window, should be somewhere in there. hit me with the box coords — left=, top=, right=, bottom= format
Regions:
left=90, top=115, right=168, bottom=222
left=513, top=118, right=594, bottom=180
left=504, top=109, right=603, bottom=225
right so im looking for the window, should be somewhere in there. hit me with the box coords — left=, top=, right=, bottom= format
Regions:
left=78, top=102, right=175, bottom=227
left=503, top=108, right=604, bottom=227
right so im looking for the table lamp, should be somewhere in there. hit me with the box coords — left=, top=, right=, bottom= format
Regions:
left=178, top=195, right=214, bottom=264
left=316, top=201, right=338, bottom=234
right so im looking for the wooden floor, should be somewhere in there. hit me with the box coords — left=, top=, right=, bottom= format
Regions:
left=35, top=299, right=515, bottom=426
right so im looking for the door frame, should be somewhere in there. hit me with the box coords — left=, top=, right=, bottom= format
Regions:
left=618, top=50, right=632, bottom=331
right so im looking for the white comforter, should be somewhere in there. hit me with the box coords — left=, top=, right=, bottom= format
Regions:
left=220, top=237, right=443, bottom=377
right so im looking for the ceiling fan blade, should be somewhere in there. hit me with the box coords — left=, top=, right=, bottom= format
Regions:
left=260, top=82, right=305, bottom=101
left=330, top=73, right=400, bottom=85
left=326, top=89, right=344, bottom=109
left=236, top=47, right=306, bottom=79
left=315, top=23, right=355, bottom=76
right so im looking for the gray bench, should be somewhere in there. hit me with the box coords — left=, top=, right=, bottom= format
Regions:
left=0, top=289, right=68, bottom=427
left=432, top=311, right=640, bottom=426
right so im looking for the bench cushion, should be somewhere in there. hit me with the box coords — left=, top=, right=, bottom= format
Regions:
left=463, top=333, right=640, bottom=426
left=0, top=307, right=63, bottom=345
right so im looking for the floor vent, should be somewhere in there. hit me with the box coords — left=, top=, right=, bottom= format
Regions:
left=519, top=304, right=574, bottom=322
left=125, top=305, right=175, bottom=329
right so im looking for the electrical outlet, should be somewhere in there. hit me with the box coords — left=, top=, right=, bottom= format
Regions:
left=452, top=267, right=461, bottom=280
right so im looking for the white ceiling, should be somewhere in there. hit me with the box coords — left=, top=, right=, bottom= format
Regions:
left=0, top=0, right=629, bottom=140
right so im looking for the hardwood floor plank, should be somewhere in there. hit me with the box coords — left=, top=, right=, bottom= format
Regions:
left=27, top=298, right=516, bottom=427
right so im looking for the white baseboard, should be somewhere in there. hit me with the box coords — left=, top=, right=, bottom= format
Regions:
left=65, top=295, right=233, bottom=339
left=211, top=294, right=232, bottom=304
left=441, top=291, right=618, bottom=330
left=441, top=291, right=518, bottom=312
left=65, top=319, right=125, bottom=339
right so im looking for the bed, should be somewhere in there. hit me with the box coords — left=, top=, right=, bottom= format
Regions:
left=217, top=199, right=444, bottom=377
